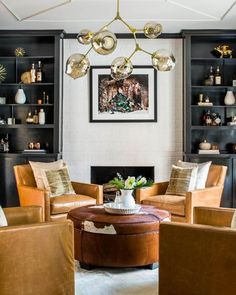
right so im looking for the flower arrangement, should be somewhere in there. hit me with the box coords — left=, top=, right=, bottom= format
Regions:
left=109, top=173, right=153, bottom=190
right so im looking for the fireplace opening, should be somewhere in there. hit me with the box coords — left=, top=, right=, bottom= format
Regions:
left=91, top=166, right=155, bottom=202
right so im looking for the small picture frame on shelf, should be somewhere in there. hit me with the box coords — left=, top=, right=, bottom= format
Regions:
left=89, top=66, right=157, bottom=122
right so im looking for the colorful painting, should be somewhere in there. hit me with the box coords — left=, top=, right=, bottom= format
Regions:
left=90, top=66, right=157, bottom=122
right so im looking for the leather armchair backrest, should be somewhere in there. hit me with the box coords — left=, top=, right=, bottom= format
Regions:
left=14, top=164, right=36, bottom=187
left=205, top=164, right=227, bottom=187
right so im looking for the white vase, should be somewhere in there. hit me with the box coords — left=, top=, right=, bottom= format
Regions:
left=119, top=189, right=136, bottom=208
left=224, top=90, right=235, bottom=105
left=15, top=88, right=26, bottom=104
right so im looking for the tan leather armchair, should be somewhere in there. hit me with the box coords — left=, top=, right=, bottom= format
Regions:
left=136, top=164, right=227, bottom=223
left=0, top=206, right=75, bottom=295
left=159, top=206, right=236, bottom=295
left=14, top=164, right=103, bottom=221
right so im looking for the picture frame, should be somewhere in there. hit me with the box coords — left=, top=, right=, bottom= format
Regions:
left=89, top=66, right=157, bottom=122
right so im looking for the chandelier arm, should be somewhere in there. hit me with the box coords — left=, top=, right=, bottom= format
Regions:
left=85, top=46, right=93, bottom=56
left=138, top=47, right=153, bottom=56
left=127, top=48, right=138, bottom=60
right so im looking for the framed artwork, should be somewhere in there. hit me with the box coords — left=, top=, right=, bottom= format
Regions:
left=90, top=66, right=157, bottom=122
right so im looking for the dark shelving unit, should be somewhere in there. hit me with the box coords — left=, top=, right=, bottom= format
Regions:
left=183, top=30, right=236, bottom=208
left=0, top=30, right=63, bottom=207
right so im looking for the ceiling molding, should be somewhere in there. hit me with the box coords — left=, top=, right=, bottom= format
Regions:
left=0, top=0, right=71, bottom=21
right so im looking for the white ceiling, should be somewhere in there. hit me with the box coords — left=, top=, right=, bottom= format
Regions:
left=0, top=0, right=236, bottom=33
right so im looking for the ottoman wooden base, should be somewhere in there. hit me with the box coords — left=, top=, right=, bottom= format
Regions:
left=68, top=205, right=170, bottom=268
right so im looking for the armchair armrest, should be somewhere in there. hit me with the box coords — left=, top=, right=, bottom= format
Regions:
left=185, top=185, right=224, bottom=223
left=136, top=181, right=169, bottom=203
left=71, top=182, right=103, bottom=204
left=3, top=206, right=43, bottom=226
left=159, top=222, right=236, bottom=295
left=193, top=206, right=235, bottom=227
left=0, top=220, right=75, bottom=295
left=17, top=185, right=50, bottom=221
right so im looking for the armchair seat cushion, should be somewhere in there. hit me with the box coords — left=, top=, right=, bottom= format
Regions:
left=142, top=194, right=185, bottom=217
left=50, top=194, right=96, bottom=215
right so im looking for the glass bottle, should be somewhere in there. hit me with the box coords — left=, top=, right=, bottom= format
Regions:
left=30, top=63, right=36, bottom=83
left=38, top=109, right=45, bottom=125
left=43, top=91, right=46, bottom=104
left=209, top=66, right=214, bottom=85
left=214, top=66, right=222, bottom=85
left=26, top=111, right=34, bottom=124
left=4, top=134, right=9, bottom=152
left=33, top=109, right=39, bottom=124
left=36, top=61, right=42, bottom=82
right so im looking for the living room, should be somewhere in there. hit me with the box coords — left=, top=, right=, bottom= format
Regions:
left=0, top=1, right=236, bottom=294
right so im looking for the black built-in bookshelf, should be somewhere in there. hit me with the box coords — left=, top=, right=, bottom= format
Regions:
left=0, top=30, right=63, bottom=207
left=183, top=30, right=236, bottom=208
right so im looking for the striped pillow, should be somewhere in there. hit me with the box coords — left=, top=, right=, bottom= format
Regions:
left=165, top=165, right=198, bottom=196
left=42, top=167, right=75, bottom=197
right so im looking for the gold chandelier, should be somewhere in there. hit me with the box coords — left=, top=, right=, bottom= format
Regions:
left=65, top=0, right=175, bottom=81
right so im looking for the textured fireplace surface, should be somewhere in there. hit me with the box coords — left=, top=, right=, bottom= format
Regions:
left=91, top=166, right=155, bottom=202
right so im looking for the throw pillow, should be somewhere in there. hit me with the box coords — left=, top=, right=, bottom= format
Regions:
left=41, top=167, right=75, bottom=197
left=165, top=165, right=198, bottom=196
left=29, top=160, right=65, bottom=189
left=176, top=160, right=212, bottom=189
left=231, top=210, right=236, bottom=228
left=0, top=206, right=8, bottom=227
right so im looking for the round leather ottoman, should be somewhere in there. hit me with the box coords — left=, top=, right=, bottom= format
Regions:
left=67, top=205, right=170, bottom=269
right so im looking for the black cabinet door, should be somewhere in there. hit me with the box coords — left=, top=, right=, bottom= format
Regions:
left=0, top=156, right=26, bottom=207
left=185, top=156, right=232, bottom=208
left=0, top=155, right=59, bottom=207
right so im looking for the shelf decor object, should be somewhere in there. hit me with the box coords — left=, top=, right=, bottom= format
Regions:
left=14, top=47, right=26, bottom=57
left=65, top=0, right=175, bottom=80
left=224, top=90, right=235, bottom=105
left=15, top=86, right=26, bottom=104
left=0, top=64, right=7, bottom=82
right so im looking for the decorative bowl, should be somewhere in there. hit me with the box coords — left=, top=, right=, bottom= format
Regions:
left=104, top=203, right=141, bottom=215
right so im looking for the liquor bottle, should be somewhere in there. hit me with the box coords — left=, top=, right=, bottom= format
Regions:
left=39, top=109, right=45, bottom=125
left=202, top=110, right=213, bottom=126
left=209, top=66, right=214, bottom=85
left=36, top=61, right=42, bottom=82
left=4, top=133, right=9, bottom=152
left=214, top=66, right=222, bottom=85
left=33, top=110, right=39, bottom=124
left=26, top=111, right=34, bottom=124
left=43, top=91, right=46, bottom=104
left=30, top=63, right=36, bottom=83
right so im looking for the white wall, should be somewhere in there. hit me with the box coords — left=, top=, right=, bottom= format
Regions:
left=63, top=38, right=183, bottom=182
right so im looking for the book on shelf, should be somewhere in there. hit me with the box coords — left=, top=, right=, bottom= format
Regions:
left=22, top=149, right=46, bottom=153
left=198, top=149, right=220, bottom=154
left=197, top=102, right=213, bottom=106
left=227, top=122, right=236, bottom=126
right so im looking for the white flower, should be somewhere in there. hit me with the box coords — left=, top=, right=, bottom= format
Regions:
left=124, top=176, right=136, bottom=189
left=136, top=177, right=147, bottom=186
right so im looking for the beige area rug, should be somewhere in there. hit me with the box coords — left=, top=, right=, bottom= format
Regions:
left=75, top=262, right=158, bottom=295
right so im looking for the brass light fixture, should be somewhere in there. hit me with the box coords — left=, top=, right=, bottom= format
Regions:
left=66, top=0, right=175, bottom=80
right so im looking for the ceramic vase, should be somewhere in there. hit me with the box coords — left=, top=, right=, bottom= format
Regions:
left=224, top=90, right=235, bottom=105
left=15, top=88, right=26, bottom=104
left=119, top=189, right=136, bottom=208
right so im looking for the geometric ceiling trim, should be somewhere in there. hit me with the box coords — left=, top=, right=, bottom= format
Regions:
left=168, top=0, right=217, bottom=20
left=0, top=0, right=71, bottom=21
left=168, top=0, right=236, bottom=20
left=220, top=1, right=236, bottom=20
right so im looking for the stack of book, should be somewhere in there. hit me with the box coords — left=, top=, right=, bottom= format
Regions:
left=198, top=149, right=220, bottom=154
left=22, top=149, right=46, bottom=154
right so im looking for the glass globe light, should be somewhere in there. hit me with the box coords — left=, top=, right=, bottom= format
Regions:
left=111, top=57, right=133, bottom=80
left=92, top=30, right=117, bottom=55
left=77, top=29, right=94, bottom=45
left=65, top=53, right=90, bottom=79
left=152, top=49, right=175, bottom=71
left=143, top=22, right=162, bottom=39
